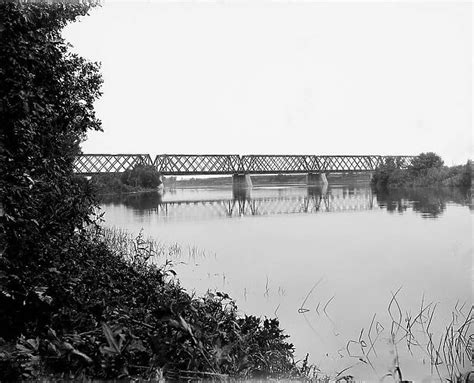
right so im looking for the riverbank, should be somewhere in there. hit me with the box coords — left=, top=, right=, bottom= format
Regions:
left=371, top=154, right=471, bottom=189
left=0, top=224, right=307, bottom=381
left=90, top=164, right=163, bottom=194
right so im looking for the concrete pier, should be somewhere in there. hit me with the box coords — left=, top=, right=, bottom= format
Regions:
left=232, top=174, right=253, bottom=190
left=306, top=172, right=328, bottom=187
left=232, top=186, right=251, bottom=201
left=469, top=160, right=473, bottom=209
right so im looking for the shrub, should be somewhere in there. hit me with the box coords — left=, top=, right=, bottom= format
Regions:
left=120, top=165, right=162, bottom=189
left=89, top=165, right=162, bottom=194
left=0, top=0, right=102, bottom=339
left=0, top=3, right=300, bottom=380
left=409, top=152, right=444, bottom=177
left=371, top=153, right=471, bottom=189
left=0, top=229, right=299, bottom=380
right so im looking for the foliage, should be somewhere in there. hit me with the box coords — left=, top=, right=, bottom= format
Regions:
left=371, top=153, right=471, bottom=189
left=90, top=173, right=138, bottom=194
left=0, top=2, right=301, bottom=380
left=409, top=152, right=444, bottom=176
left=0, top=229, right=300, bottom=381
left=121, top=165, right=162, bottom=189
left=90, top=165, right=162, bottom=194
left=0, top=0, right=102, bottom=338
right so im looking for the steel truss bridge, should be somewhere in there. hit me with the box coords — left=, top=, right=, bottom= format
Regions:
left=74, top=154, right=414, bottom=175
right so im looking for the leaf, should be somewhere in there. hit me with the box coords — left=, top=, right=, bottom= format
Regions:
left=213, top=344, right=232, bottom=364
left=101, top=322, right=121, bottom=354
left=71, top=349, right=93, bottom=364
left=178, top=315, right=194, bottom=337
left=128, top=339, right=146, bottom=352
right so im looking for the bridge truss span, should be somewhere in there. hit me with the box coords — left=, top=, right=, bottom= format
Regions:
left=154, top=154, right=241, bottom=175
left=73, top=154, right=153, bottom=175
left=74, top=154, right=415, bottom=175
left=239, top=155, right=311, bottom=174
left=316, top=155, right=383, bottom=172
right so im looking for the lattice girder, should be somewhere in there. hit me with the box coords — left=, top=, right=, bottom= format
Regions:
left=240, top=155, right=311, bottom=174
left=74, top=154, right=415, bottom=175
left=315, top=155, right=382, bottom=172
left=74, top=154, right=153, bottom=175
left=154, top=155, right=241, bottom=175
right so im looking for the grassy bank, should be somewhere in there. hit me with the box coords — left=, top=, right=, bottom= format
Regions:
left=371, top=153, right=471, bottom=189
left=1, top=227, right=304, bottom=381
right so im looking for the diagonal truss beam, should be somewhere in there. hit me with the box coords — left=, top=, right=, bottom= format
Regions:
left=74, top=154, right=153, bottom=175
left=74, top=154, right=415, bottom=175
left=154, top=154, right=241, bottom=175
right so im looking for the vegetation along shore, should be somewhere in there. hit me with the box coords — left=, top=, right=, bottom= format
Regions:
left=371, top=152, right=471, bottom=189
left=0, top=2, right=304, bottom=380
left=90, top=165, right=163, bottom=194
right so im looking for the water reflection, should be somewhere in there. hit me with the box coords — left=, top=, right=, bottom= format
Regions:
left=99, top=185, right=471, bottom=220
left=376, top=187, right=471, bottom=218
left=100, top=185, right=377, bottom=219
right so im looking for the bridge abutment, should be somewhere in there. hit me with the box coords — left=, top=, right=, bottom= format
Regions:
left=306, top=172, right=328, bottom=187
left=232, top=174, right=253, bottom=190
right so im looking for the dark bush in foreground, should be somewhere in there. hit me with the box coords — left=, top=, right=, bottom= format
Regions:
left=0, top=2, right=300, bottom=380
left=0, top=229, right=298, bottom=380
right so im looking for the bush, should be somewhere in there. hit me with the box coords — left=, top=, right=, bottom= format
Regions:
left=1, top=0, right=102, bottom=339
left=0, top=3, right=301, bottom=380
left=0, top=229, right=299, bottom=380
left=89, top=165, right=162, bottom=194
left=120, top=165, right=162, bottom=189
left=371, top=153, right=471, bottom=189
left=409, top=152, right=444, bottom=177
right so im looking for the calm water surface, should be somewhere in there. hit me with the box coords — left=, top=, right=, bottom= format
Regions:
left=100, top=184, right=473, bottom=381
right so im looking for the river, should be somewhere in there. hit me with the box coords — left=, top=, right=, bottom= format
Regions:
left=99, top=183, right=472, bottom=381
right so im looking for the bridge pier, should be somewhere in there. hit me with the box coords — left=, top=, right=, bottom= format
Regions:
left=232, top=185, right=251, bottom=201
left=232, top=173, right=253, bottom=190
left=307, top=172, right=328, bottom=187
left=307, top=184, right=328, bottom=197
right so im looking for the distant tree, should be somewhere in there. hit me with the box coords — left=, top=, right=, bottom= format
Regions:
left=370, top=156, right=400, bottom=188
left=120, top=164, right=162, bottom=189
left=409, top=152, right=444, bottom=175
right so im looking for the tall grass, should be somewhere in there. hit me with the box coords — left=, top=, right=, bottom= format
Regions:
left=98, top=229, right=473, bottom=381
left=347, top=290, right=472, bottom=382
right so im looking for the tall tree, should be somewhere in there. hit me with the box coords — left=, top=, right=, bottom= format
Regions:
left=409, top=152, right=444, bottom=175
left=0, top=0, right=102, bottom=336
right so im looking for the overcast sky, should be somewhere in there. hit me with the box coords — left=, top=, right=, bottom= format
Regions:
left=63, top=1, right=472, bottom=165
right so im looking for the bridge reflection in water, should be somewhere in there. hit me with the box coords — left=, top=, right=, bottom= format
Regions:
left=105, top=186, right=377, bottom=219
